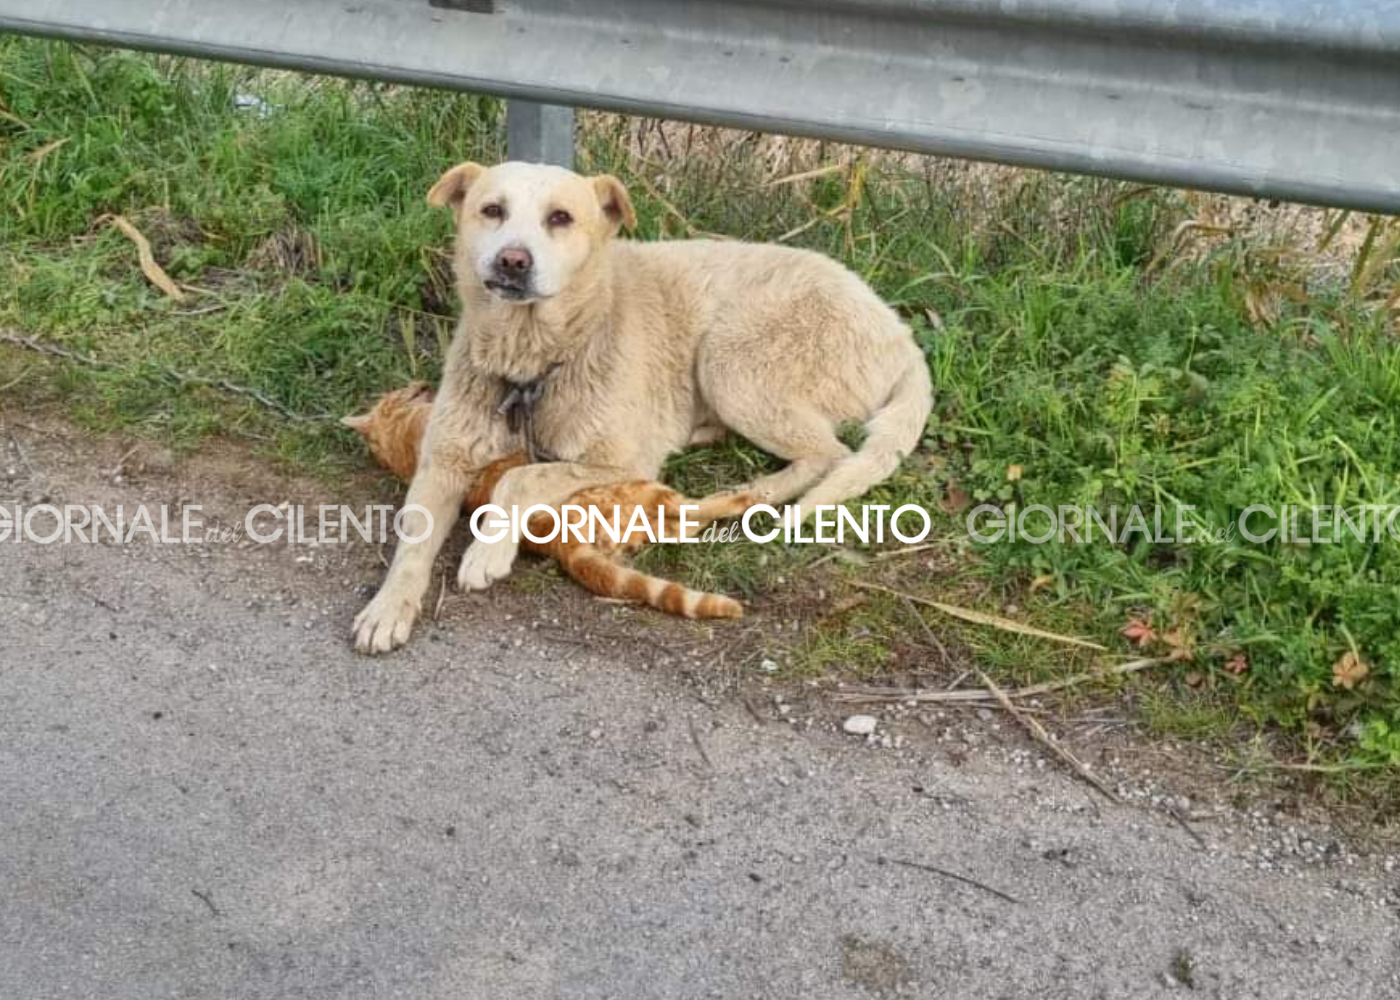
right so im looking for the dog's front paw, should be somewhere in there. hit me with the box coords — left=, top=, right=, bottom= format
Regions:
left=457, top=538, right=519, bottom=592
left=353, top=589, right=420, bottom=655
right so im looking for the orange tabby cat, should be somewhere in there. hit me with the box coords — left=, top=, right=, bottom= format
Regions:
left=343, top=383, right=752, bottom=619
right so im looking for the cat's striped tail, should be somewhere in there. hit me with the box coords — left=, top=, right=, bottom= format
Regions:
left=567, top=551, right=743, bottom=619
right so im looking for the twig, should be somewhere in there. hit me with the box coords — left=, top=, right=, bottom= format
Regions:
left=740, top=695, right=767, bottom=725
left=0, top=365, right=32, bottom=394
left=877, top=855, right=1021, bottom=905
left=853, top=582, right=1106, bottom=650
left=899, top=595, right=949, bottom=668
left=977, top=668, right=1119, bottom=803
left=6, top=432, right=34, bottom=477
left=686, top=716, right=715, bottom=771
left=0, top=330, right=333, bottom=423
left=433, top=572, right=448, bottom=621
left=800, top=548, right=849, bottom=573
left=871, top=541, right=946, bottom=562
left=1265, top=761, right=1391, bottom=773
left=831, top=657, right=1162, bottom=704
left=190, top=888, right=221, bottom=916
left=1165, top=804, right=1208, bottom=851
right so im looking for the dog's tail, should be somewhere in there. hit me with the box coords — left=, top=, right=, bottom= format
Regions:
left=567, top=550, right=743, bottom=619
left=797, top=347, right=933, bottom=513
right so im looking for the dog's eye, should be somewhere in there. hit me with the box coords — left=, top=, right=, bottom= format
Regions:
left=481, top=203, right=504, bottom=219
left=547, top=209, right=573, bottom=228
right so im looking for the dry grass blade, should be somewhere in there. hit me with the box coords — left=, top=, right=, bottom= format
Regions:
left=99, top=214, right=187, bottom=302
left=1353, top=220, right=1400, bottom=297
left=1144, top=220, right=1234, bottom=276
left=878, top=856, right=1021, bottom=905
left=25, top=137, right=68, bottom=163
left=433, top=572, right=448, bottom=621
left=976, top=668, right=1120, bottom=802
left=764, top=163, right=845, bottom=188
left=1384, top=278, right=1400, bottom=314
left=899, top=595, right=950, bottom=667
left=830, top=656, right=1163, bottom=704
left=853, top=582, right=1107, bottom=650
left=871, top=541, right=946, bottom=562
left=776, top=214, right=826, bottom=244
left=1317, top=209, right=1353, bottom=253
left=633, top=172, right=729, bottom=240
left=0, top=101, right=32, bottom=129
left=0, top=365, right=33, bottom=394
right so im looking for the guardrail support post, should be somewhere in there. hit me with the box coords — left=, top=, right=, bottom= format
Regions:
left=507, top=100, right=574, bottom=168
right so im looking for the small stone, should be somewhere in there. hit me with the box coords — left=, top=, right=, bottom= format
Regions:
left=843, top=715, right=878, bottom=736
left=759, top=658, right=779, bottom=673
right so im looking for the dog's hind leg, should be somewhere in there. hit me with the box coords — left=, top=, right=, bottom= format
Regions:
left=793, top=357, right=932, bottom=513
left=719, top=404, right=850, bottom=507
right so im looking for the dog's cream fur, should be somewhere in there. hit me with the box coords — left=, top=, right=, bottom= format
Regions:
left=353, top=161, right=932, bottom=653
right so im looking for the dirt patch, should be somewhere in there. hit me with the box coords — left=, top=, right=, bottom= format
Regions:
left=840, top=935, right=918, bottom=997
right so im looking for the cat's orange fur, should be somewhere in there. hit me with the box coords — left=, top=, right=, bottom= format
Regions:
left=344, top=383, right=752, bottom=619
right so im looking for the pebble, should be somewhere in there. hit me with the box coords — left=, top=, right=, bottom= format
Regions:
left=842, top=714, right=878, bottom=736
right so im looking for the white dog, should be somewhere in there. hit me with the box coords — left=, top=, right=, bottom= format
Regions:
left=353, top=161, right=932, bottom=654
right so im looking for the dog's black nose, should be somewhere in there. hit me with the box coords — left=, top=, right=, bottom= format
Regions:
left=496, top=247, right=532, bottom=273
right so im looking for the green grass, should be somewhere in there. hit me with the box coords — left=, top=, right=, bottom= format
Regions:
left=3, top=39, right=1400, bottom=770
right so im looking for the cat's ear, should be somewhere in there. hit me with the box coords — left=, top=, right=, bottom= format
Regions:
left=341, top=413, right=370, bottom=432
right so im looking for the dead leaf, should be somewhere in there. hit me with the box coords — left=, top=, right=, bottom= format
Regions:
left=939, top=479, right=972, bottom=515
left=99, top=214, right=186, bottom=302
left=1005, top=464, right=1024, bottom=482
left=1224, top=652, right=1249, bottom=675
left=1161, top=627, right=1194, bottom=662
left=1244, top=282, right=1279, bottom=327
left=1184, top=671, right=1205, bottom=688
left=830, top=595, right=868, bottom=615
left=1331, top=650, right=1368, bottom=690
left=1121, top=617, right=1156, bottom=648
left=1028, top=574, right=1055, bottom=594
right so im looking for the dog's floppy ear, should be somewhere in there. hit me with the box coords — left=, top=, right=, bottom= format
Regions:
left=427, top=161, right=486, bottom=213
left=592, top=174, right=637, bottom=234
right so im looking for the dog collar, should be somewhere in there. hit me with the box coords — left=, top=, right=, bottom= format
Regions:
left=497, top=362, right=562, bottom=463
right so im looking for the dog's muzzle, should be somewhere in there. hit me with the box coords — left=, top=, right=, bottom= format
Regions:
left=485, top=246, right=534, bottom=300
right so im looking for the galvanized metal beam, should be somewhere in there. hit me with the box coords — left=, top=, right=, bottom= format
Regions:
left=506, top=100, right=574, bottom=168
left=0, top=0, right=1396, bottom=212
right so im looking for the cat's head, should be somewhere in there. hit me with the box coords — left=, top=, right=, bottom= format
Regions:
left=341, top=382, right=434, bottom=479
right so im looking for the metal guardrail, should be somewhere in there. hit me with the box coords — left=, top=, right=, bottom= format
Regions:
left=1, top=0, right=1397, bottom=212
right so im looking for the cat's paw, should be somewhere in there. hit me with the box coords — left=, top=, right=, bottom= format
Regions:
left=353, top=589, right=420, bottom=654
left=457, top=537, right=519, bottom=592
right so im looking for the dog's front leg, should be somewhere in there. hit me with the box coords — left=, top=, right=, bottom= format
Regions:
left=457, top=461, right=624, bottom=592
left=353, top=458, right=468, bottom=654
